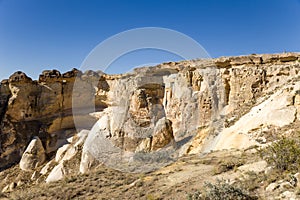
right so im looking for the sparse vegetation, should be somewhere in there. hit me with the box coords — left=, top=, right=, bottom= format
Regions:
left=188, top=179, right=257, bottom=200
left=259, top=137, right=300, bottom=172
left=187, top=190, right=202, bottom=200
left=4, top=143, right=300, bottom=199
left=146, top=194, right=161, bottom=200
left=239, top=171, right=264, bottom=192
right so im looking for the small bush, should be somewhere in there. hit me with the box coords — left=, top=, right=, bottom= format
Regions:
left=259, top=137, right=300, bottom=171
left=188, top=179, right=257, bottom=200
left=240, top=171, right=264, bottom=192
left=204, top=180, right=257, bottom=200
left=146, top=194, right=161, bottom=200
left=187, top=190, right=202, bottom=200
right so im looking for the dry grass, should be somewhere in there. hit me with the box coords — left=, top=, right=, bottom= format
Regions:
left=8, top=166, right=140, bottom=200
left=0, top=149, right=280, bottom=200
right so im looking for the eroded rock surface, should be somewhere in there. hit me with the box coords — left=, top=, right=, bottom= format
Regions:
left=80, top=52, right=300, bottom=172
left=19, top=136, right=46, bottom=171
left=0, top=69, right=105, bottom=170
left=0, top=52, right=300, bottom=172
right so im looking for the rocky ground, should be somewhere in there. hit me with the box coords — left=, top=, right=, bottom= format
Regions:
left=1, top=146, right=300, bottom=200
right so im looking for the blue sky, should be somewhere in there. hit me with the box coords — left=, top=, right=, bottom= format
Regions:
left=0, top=0, right=300, bottom=80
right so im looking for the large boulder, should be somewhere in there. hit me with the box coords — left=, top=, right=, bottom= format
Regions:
left=19, top=136, right=46, bottom=171
left=45, top=162, right=66, bottom=183
left=80, top=150, right=100, bottom=174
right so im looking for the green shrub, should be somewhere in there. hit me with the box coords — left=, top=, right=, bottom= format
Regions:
left=187, top=190, right=202, bottom=200
left=204, top=180, right=257, bottom=200
left=187, top=179, right=257, bottom=200
left=240, top=171, right=264, bottom=192
left=259, top=137, right=300, bottom=171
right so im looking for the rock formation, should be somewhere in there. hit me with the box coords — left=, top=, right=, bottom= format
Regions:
left=19, top=136, right=46, bottom=171
left=45, top=162, right=67, bottom=183
left=0, top=52, right=300, bottom=174
left=0, top=69, right=105, bottom=170
left=80, top=52, right=300, bottom=172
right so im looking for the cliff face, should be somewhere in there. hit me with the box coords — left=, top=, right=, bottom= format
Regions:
left=0, top=52, right=300, bottom=171
left=80, top=53, right=300, bottom=172
left=0, top=69, right=106, bottom=170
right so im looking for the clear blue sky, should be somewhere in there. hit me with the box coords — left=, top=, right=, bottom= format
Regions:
left=0, top=0, right=300, bottom=80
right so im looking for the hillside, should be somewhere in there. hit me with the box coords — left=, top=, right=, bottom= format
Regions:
left=1, top=52, right=300, bottom=199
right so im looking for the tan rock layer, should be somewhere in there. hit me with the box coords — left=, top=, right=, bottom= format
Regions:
left=0, top=53, right=299, bottom=170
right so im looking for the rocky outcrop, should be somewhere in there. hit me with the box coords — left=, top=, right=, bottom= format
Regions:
left=45, top=162, right=66, bottom=183
left=1, top=52, right=300, bottom=173
left=80, top=150, right=99, bottom=174
left=80, top=52, right=300, bottom=172
left=135, top=117, right=175, bottom=152
left=19, top=136, right=46, bottom=171
left=0, top=68, right=106, bottom=170
left=43, top=129, right=89, bottom=181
